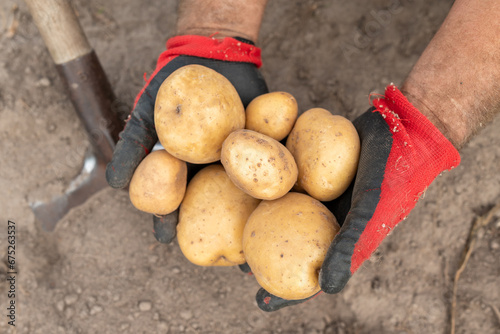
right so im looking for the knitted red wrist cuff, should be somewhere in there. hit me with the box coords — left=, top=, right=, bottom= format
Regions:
left=159, top=35, right=262, bottom=68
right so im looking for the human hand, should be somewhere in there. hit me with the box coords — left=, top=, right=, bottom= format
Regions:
left=255, top=85, right=461, bottom=311
left=106, top=35, right=268, bottom=243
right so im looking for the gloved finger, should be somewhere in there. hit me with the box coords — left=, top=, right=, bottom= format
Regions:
left=255, top=288, right=318, bottom=312
left=319, top=110, right=392, bottom=294
left=318, top=222, right=360, bottom=294
left=238, top=262, right=252, bottom=274
left=153, top=209, right=179, bottom=244
left=106, top=104, right=157, bottom=189
left=106, top=63, right=177, bottom=189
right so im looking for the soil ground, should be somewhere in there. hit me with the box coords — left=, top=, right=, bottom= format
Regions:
left=1, top=0, right=500, bottom=333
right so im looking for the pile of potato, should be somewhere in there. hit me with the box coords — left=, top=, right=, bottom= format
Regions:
left=129, top=65, right=360, bottom=300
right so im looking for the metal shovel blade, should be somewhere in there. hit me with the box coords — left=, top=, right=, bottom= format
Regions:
left=30, top=149, right=107, bottom=231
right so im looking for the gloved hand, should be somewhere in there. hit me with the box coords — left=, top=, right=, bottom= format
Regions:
left=255, top=84, right=461, bottom=311
left=106, top=35, right=268, bottom=243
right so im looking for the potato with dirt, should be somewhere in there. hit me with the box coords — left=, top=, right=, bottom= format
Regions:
left=243, top=192, right=340, bottom=300
left=245, top=91, right=298, bottom=141
left=154, top=64, right=245, bottom=164
left=177, top=164, right=261, bottom=266
left=286, top=108, right=360, bottom=201
left=221, top=129, right=298, bottom=200
left=129, top=150, right=187, bottom=215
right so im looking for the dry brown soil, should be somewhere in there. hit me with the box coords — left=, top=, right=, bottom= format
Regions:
left=1, top=0, right=499, bottom=333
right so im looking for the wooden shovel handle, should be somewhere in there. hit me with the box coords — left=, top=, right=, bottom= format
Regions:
left=24, top=0, right=92, bottom=64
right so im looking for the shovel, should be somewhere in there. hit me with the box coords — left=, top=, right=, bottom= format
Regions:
left=25, top=0, right=123, bottom=231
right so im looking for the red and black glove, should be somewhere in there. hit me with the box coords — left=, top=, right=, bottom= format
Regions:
left=106, top=35, right=268, bottom=243
left=256, top=84, right=461, bottom=311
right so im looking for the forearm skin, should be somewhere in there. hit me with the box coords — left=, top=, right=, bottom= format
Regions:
left=401, top=0, right=500, bottom=149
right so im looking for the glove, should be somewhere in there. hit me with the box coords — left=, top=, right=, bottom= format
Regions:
left=256, top=84, right=461, bottom=311
left=106, top=35, right=268, bottom=243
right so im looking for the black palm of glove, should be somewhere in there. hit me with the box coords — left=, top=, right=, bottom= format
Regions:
left=254, top=85, right=460, bottom=311
left=106, top=36, right=268, bottom=243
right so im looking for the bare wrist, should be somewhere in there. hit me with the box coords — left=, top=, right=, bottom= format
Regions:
left=400, top=81, right=466, bottom=149
left=176, top=0, right=268, bottom=43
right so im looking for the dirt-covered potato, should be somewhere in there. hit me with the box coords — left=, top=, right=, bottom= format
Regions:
left=286, top=108, right=360, bottom=201
left=221, top=129, right=298, bottom=200
left=243, top=192, right=340, bottom=300
left=177, top=164, right=260, bottom=266
left=154, top=64, right=245, bottom=164
left=245, top=91, right=298, bottom=141
left=129, top=150, right=187, bottom=215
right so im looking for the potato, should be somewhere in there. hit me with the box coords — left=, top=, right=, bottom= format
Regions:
left=154, top=64, right=245, bottom=164
left=286, top=108, right=360, bottom=201
left=243, top=192, right=340, bottom=300
left=221, top=129, right=298, bottom=200
left=177, top=164, right=260, bottom=266
left=129, top=150, right=187, bottom=215
left=245, top=91, right=298, bottom=141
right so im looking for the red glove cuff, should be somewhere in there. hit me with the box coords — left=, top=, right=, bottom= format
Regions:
left=350, top=84, right=461, bottom=273
left=372, top=84, right=460, bottom=173
left=160, top=35, right=262, bottom=67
